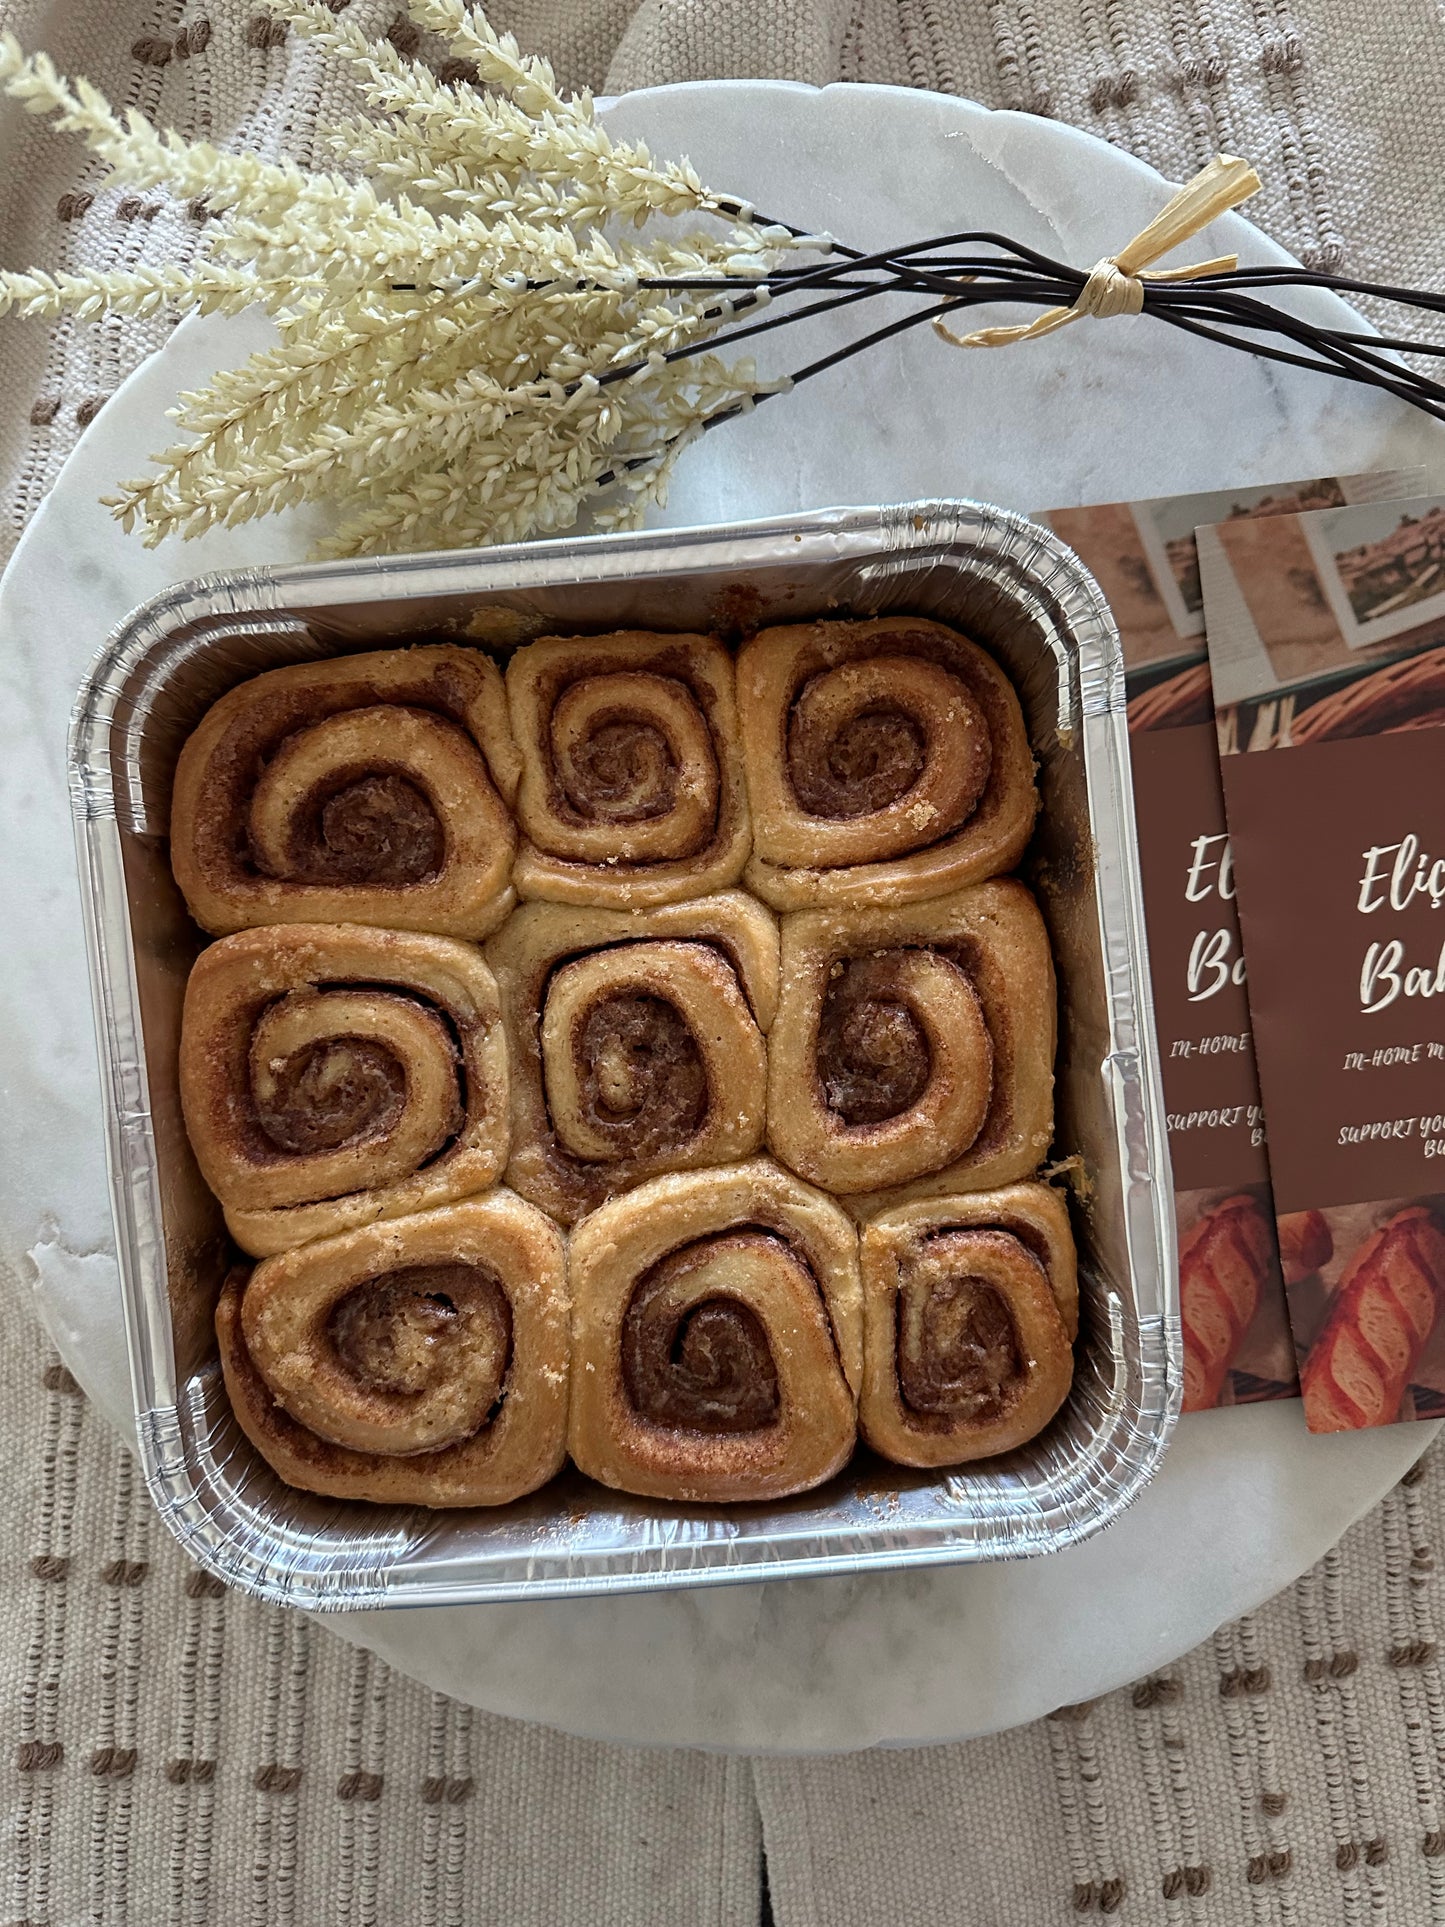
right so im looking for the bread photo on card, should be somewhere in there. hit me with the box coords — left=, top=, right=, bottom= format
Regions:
left=1276, top=1209, right=1332, bottom=1286
left=1301, top=1206, right=1445, bottom=1431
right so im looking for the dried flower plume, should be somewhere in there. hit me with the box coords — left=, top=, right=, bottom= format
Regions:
left=6, top=5, right=1445, bottom=560
left=0, top=0, right=812, bottom=555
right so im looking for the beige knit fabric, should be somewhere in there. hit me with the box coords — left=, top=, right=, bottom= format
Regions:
left=4, top=3, right=1445, bottom=1923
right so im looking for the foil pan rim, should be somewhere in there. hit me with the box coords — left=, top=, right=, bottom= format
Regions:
left=69, top=497, right=1178, bottom=1607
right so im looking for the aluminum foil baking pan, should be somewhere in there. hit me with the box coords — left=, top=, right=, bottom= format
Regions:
left=69, top=501, right=1178, bottom=1608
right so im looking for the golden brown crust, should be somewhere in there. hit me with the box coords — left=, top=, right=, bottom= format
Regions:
left=566, top=1159, right=863, bottom=1502
left=1276, top=1208, right=1333, bottom=1286
left=737, top=617, right=1037, bottom=910
left=506, top=630, right=750, bottom=907
left=1301, top=1207, right=1445, bottom=1431
left=171, top=646, right=522, bottom=939
left=485, top=892, right=779, bottom=1226
left=180, top=924, right=509, bottom=1256
left=1292, top=646, right=1445, bottom=742
left=858, top=1186, right=1075, bottom=1467
left=766, top=879, right=1055, bottom=1201
left=1177, top=1193, right=1279, bottom=1413
left=1126, top=663, right=1215, bottom=735
left=218, top=1193, right=569, bottom=1505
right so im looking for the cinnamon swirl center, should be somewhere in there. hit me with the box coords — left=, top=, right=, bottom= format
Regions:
left=784, top=656, right=992, bottom=836
left=897, top=1231, right=1031, bottom=1421
left=560, top=715, right=677, bottom=823
left=246, top=706, right=477, bottom=889
left=815, top=954, right=933, bottom=1124
left=622, top=1233, right=787, bottom=1433
left=328, top=1263, right=512, bottom=1404
left=254, top=1259, right=517, bottom=1455
left=575, top=994, right=707, bottom=1154
left=297, top=772, right=444, bottom=884
left=550, top=673, right=716, bottom=832
left=243, top=986, right=465, bottom=1202
left=790, top=702, right=925, bottom=817
left=254, top=1037, right=407, bottom=1153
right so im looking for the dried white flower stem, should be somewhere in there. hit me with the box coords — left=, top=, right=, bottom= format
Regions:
left=0, top=2, right=812, bottom=553
left=8, top=6, right=1443, bottom=558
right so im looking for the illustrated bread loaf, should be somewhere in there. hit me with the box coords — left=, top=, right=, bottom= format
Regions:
left=1301, top=1207, right=1445, bottom=1431
left=1276, top=1209, right=1332, bottom=1287
left=1178, top=1193, right=1278, bottom=1413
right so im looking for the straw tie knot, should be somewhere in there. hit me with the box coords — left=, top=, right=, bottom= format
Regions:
left=933, top=152, right=1262, bottom=351
left=1075, top=257, right=1146, bottom=320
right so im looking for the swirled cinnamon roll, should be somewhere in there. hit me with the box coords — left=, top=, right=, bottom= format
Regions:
left=858, top=1185, right=1076, bottom=1466
left=217, top=1193, right=568, bottom=1505
left=171, top=646, right=522, bottom=939
left=485, top=892, right=778, bottom=1225
left=737, top=617, right=1037, bottom=910
left=766, top=879, right=1055, bottom=1201
left=180, top=924, right=509, bottom=1257
left=567, top=1159, right=863, bottom=1502
left=506, top=630, right=750, bottom=907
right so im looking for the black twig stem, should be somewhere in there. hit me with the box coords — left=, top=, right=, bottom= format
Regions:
left=397, top=210, right=1445, bottom=503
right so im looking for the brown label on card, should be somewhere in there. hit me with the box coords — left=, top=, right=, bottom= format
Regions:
left=1130, top=723, right=1269, bottom=1190
left=1220, top=728, right=1445, bottom=1213
left=1042, top=472, right=1432, bottom=1415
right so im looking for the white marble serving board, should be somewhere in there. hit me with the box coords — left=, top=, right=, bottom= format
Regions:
left=3, top=80, right=1441, bottom=1753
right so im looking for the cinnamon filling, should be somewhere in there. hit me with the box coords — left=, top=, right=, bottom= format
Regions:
left=789, top=700, right=926, bottom=817
left=782, top=654, right=993, bottom=832
left=559, top=717, right=678, bottom=823
left=574, top=994, right=707, bottom=1156
left=622, top=1234, right=784, bottom=1432
left=897, top=1231, right=1029, bottom=1421
left=253, top=1038, right=409, bottom=1153
left=281, top=771, right=445, bottom=884
left=816, top=954, right=931, bottom=1124
left=328, top=1262, right=512, bottom=1403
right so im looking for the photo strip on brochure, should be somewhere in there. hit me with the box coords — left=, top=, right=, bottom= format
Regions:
left=1200, top=488, right=1445, bottom=1431
left=1040, top=469, right=1428, bottom=1415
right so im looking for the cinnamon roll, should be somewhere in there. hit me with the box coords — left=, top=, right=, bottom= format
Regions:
left=858, top=1185, right=1076, bottom=1466
left=766, top=879, right=1055, bottom=1200
left=180, top=924, right=509, bottom=1257
left=485, top=892, right=778, bottom=1225
left=567, top=1159, right=863, bottom=1502
left=171, top=646, right=522, bottom=939
left=217, top=1192, right=568, bottom=1505
left=506, top=630, right=750, bottom=907
left=737, top=617, right=1037, bottom=910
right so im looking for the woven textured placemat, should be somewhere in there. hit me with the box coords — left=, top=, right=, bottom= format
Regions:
left=4, top=4, right=1445, bottom=1922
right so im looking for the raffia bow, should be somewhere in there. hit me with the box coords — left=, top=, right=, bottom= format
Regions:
left=934, top=153, right=1264, bottom=350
